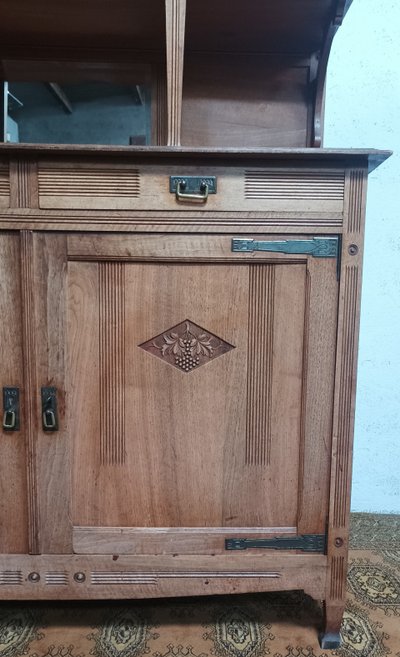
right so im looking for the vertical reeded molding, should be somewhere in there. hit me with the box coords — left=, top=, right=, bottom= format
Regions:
left=10, top=159, right=38, bottom=208
left=324, top=165, right=368, bottom=638
left=152, top=65, right=168, bottom=145
left=332, top=265, right=359, bottom=527
left=165, top=0, right=186, bottom=146
left=347, top=169, right=365, bottom=234
left=20, top=230, right=40, bottom=554
left=330, top=555, right=346, bottom=600
left=246, top=265, right=275, bottom=466
left=99, top=263, right=126, bottom=465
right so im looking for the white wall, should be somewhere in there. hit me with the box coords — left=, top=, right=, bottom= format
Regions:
left=324, top=0, right=400, bottom=512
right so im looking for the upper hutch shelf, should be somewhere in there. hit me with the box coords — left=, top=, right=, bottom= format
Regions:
left=0, top=0, right=353, bottom=148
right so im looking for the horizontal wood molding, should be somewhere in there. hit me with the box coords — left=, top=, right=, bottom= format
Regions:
left=67, top=233, right=338, bottom=262
left=0, top=552, right=327, bottom=600
left=73, top=526, right=298, bottom=555
left=0, top=215, right=344, bottom=234
left=90, top=571, right=282, bottom=585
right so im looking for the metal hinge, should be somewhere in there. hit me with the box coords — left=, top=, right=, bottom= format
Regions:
left=232, top=237, right=339, bottom=258
left=225, top=534, right=326, bottom=553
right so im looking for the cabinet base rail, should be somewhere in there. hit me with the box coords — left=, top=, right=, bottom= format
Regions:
left=0, top=553, right=330, bottom=601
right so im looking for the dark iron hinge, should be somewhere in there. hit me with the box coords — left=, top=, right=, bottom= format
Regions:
left=225, top=534, right=326, bottom=553
left=232, top=237, right=339, bottom=258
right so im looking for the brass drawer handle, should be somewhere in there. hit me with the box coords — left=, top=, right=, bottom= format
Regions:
left=170, top=176, right=216, bottom=202
left=176, top=180, right=209, bottom=202
left=43, top=409, right=57, bottom=430
left=3, top=409, right=16, bottom=430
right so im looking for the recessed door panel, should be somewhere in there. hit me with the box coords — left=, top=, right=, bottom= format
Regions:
left=69, top=260, right=308, bottom=530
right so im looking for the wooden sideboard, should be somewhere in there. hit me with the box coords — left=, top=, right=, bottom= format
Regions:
left=0, top=145, right=390, bottom=649
left=0, top=0, right=391, bottom=650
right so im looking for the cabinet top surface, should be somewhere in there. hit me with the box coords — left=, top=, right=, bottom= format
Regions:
left=0, top=144, right=391, bottom=173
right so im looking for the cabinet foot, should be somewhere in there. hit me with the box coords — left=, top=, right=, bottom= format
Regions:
left=320, top=600, right=344, bottom=649
left=319, top=631, right=341, bottom=649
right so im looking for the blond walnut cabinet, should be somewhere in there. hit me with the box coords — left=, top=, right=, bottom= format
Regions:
left=0, top=146, right=390, bottom=649
left=0, top=0, right=390, bottom=650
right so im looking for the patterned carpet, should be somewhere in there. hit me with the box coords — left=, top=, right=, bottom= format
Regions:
left=0, top=514, right=399, bottom=657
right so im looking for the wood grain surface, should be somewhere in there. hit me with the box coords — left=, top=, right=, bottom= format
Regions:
left=0, top=147, right=378, bottom=649
left=0, top=552, right=326, bottom=601
left=166, top=0, right=186, bottom=146
left=0, top=233, right=28, bottom=554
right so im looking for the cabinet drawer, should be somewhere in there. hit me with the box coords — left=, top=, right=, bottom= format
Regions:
left=38, top=161, right=345, bottom=214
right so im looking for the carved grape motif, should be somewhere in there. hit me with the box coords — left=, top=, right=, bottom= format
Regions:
left=139, top=320, right=235, bottom=373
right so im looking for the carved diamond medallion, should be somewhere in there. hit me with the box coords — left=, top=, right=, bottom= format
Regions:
left=139, top=320, right=235, bottom=373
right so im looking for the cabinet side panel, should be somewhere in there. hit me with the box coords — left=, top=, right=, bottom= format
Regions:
left=0, top=233, right=28, bottom=553
left=325, top=168, right=368, bottom=628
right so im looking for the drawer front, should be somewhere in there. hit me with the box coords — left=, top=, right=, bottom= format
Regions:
left=38, top=161, right=345, bottom=214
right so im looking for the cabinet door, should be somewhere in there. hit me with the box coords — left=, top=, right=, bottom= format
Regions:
left=0, top=233, right=29, bottom=554
left=64, top=234, right=339, bottom=556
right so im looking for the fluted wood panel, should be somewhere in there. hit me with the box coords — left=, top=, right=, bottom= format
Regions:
left=333, top=265, right=359, bottom=528
left=0, top=163, right=10, bottom=208
left=45, top=572, right=69, bottom=586
left=9, top=160, right=38, bottom=208
left=17, top=161, right=30, bottom=207
left=99, top=262, right=126, bottom=465
left=0, top=571, right=22, bottom=585
left=330, top=555, right=345, bottom=599
left=166, top=0, right=186, bottom=146
left=14, top=160, right=30, bottom=207
left=90, top=571, right=281, bottom=586
left=347, top=169, right=365, bottom=234
left=0, top=164, right=10, bottom=194
left=245, top=170, right=345, bottom=200
left=38, top=166, right=140, bottom=197
left=246, top=265, right=275, bottom=466
left=152, top=65, right=168, bottom=146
